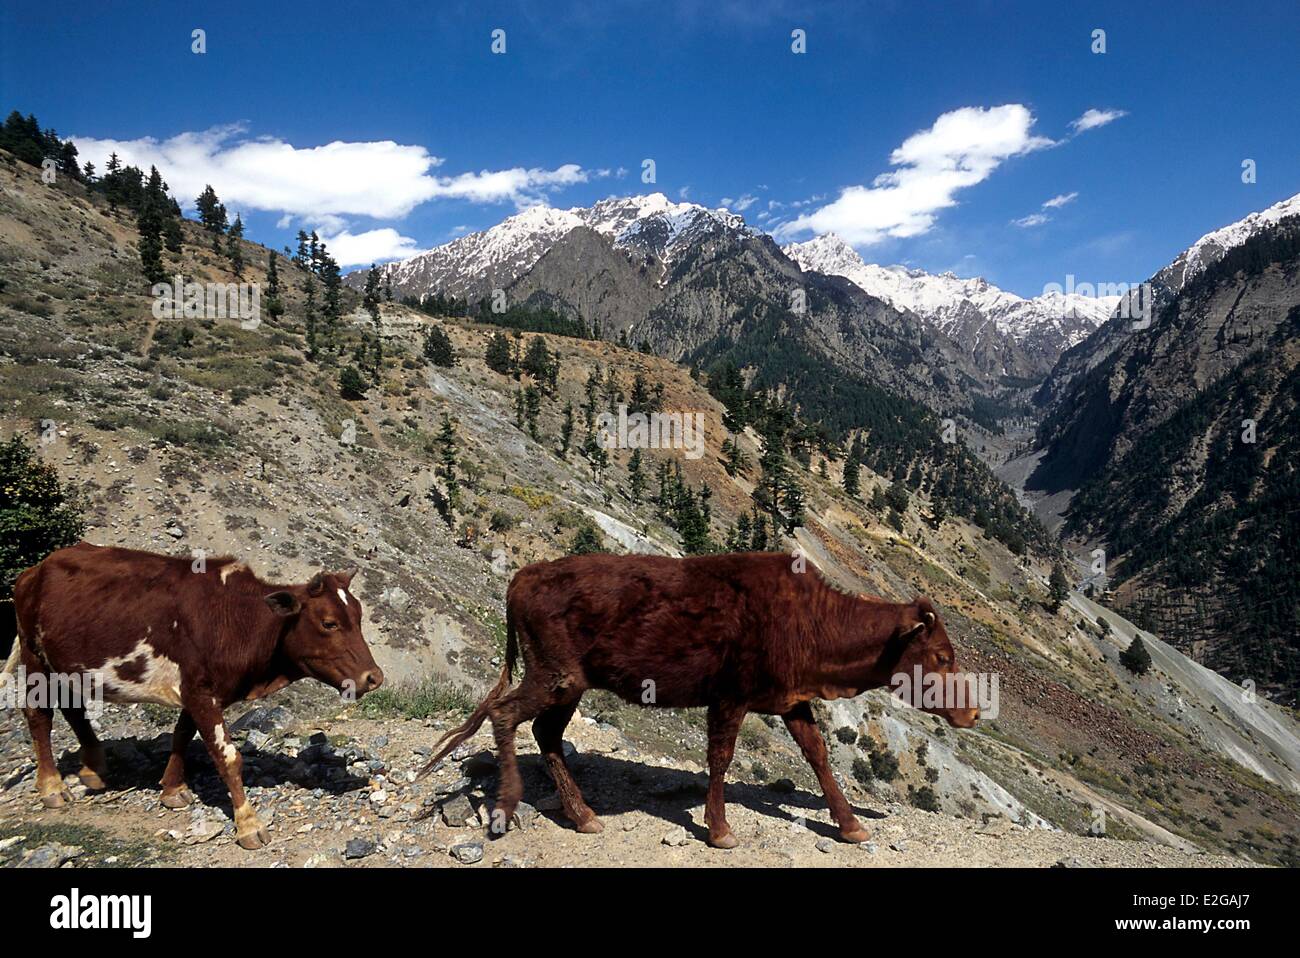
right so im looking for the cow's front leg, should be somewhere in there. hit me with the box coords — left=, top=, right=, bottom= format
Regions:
left=188, top=695, right=268, bottom=850
left=704, top=701, right=747, bottom=849
left=159, top=711, right=197, bottom=809
left=23, top=702, right=72, bottom=808
left=782, top=702, right=869, bottom=842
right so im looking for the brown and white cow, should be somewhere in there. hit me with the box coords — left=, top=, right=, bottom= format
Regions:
left=1, top=542, right=383, bottom=849
left=421, top=552, right=978, bottom=849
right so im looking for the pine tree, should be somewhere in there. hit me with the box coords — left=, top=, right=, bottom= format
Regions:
left=523, top=385, right=542, bottom=440
left=362, top=264, right=383, bottom=383
left=559, top=401, right=575, bottom=458
left=582, top=428, right=609, bottom=481
left=136, top=171, right=166, bottom=286
left=226, top=214, right=244, bottom=277
left=423, top=325, right=455, bottom=367
left=843, top=453, right=860, bottom=497
left=722, top=435, right=749, bottom=477
left=265, top=252, right=284, bottom=321
left=1048, top=563, right=1070, bottom=613
left=435, top=413, right=460, bottom=512
left=1120, top=634, right=1152, bottom=675
left=295, top=230, right=309, bottom=266
left=627, top=448, right=646, bottom=503
left=522, top=336, right=552, bottom=382
left=320, top=255, right=342, bottom=351
left=885, top=479, right=909, bottom=515
left=486, top=332, right=514, bottom=375
left=756, top=416, right=803, bottom=539
left=223, top=213, right=241, bottom=276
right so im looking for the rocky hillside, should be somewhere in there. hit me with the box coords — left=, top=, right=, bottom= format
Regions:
left=1023, top=205, right=1300, bottom=701
left=2, top=150, right=1299, bottom=867
left=348, top=194, right=1022, bottom=434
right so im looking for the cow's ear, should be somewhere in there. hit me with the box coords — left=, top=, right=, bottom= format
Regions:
left=306, top=572, right=326, bottom=596
left=264, top=591, right=302, bottom=617
left=337, top=567, right=358, bottom=588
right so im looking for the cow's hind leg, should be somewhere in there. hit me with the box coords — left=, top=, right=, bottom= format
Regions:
left=159, top=711, right=197, bottom=809
left=23, top=703, right=71, bottom=808
left=532, top=693, right=602, bottom=834
left=704, top=701, right=747, bottom=849
left=486, top=680, right=559, bottom=837
left=188, top=695, right=267, bottom=850
left=60, top=706, right=108, bottom=791
left=782, top=702, right=869, bottom=842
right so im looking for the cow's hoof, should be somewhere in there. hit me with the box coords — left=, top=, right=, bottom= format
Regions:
left=575, top=816, right=604, bottom=834
left=160, top=787, right=195, bottom=809
left=840, top=828, right=872, bottom=843
left=78, top=768, right=107, bottom=791
left=236, top=826, right=270, bottom=850
left=708, top=831, right=740, bottom=849
left=40, top=788, right=73, bottom=809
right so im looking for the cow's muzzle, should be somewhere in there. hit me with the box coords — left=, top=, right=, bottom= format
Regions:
left=356, top=667, right=384, bottom=696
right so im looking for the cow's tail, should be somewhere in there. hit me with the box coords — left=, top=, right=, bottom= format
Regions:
left=0, top=600, right=19, bottom=691
left=415, top=605, right=518, bottom=781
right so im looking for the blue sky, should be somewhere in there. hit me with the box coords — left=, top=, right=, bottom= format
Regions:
left=2, top=0, right=1297, bottom=295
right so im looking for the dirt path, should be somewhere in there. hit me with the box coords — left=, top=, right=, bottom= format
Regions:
left=0, top=704, right=1255, bottom=869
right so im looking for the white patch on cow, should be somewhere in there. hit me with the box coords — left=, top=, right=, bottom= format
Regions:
left=172, top=620, right=178, bottom=629
left=98, top=640, right=183, bottom=707
left=213, top=722, right=238, bottom=766
left=337, top=589, right=348, bottom=606
left=220, top=562, right=247, bottom=584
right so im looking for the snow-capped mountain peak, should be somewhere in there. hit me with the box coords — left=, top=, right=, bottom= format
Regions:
left=1161, top=192, right=1300, bottom=288
left=783, top=235, right=1117, bottom=348
left=367, top=193, right=753, bottom=300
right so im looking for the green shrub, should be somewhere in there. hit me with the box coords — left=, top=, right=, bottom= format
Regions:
left=339, top=365, right=367, bottom=400
left=869, top=747, right=900, bottom=782
left=851, top=756, right=874, bottom=785
left=908, top=784, right=940, bottom=812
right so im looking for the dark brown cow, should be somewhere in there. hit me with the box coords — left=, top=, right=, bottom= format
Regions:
left=422, top=552, right=978, bottom=849
left=1, top=542, right=383, bottom=849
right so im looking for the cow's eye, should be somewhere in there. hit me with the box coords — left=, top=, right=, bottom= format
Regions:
left=322, top=620, right=340, bottom=631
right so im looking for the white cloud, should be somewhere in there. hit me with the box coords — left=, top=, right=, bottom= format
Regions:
left=1042, top=191, right=1078, bottom=209
left=1012, top=213, right=1050, bottom=228
left=1069, top=108, right=1127, bottom=134
left=776, top=104, right=1055, bottom=244
left=69, top=125, right=597, bottom=219
left=317, top=228, right=426, bottom=268
left=721, top=193, right=758, bottom=211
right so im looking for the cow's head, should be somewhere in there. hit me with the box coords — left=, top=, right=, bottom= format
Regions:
left=889, top=597, right=979, bottom=729
left=264, top=569, right=384, bottom=699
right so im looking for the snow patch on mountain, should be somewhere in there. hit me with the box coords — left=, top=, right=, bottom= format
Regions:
left=372, top=193, right=750, bottom=298
left=1161, top=192, right=1300, bottom=288
left=783, top=233, right=1117, bottom=347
